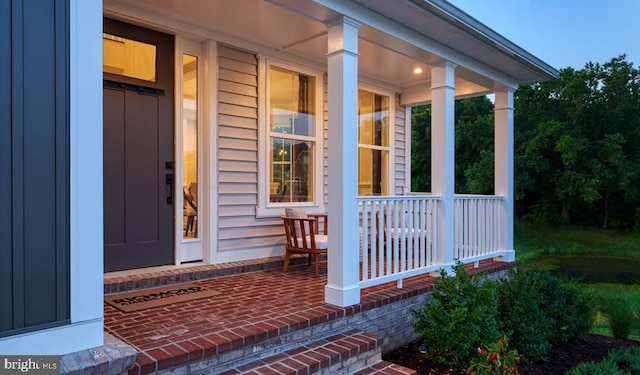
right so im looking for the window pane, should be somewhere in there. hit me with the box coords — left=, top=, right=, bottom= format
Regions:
left=269, top=66, right=315, bottom=137
left=270, top=138, right=314, bottom=203
left=358, top=148, right=388, bottom=196
left=103, top=33, right=157, bottom=82
left=182, top=54, right=198, bottom=239
left=358, top=90, right=389, bottom=146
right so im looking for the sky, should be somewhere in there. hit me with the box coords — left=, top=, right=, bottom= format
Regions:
left=447, top=0, right=640, bottom=72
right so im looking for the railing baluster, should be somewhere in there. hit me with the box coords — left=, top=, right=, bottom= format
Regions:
left=357, top=194, right=505, bottom=290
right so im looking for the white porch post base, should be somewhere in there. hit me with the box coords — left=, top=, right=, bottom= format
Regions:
left=429, top=262, right=458, bottom=278
left=324, top=284, right=361, bottom=307
left=494, top=250, right=516, bottom=263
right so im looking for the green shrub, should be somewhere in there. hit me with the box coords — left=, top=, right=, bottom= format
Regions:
left=565, top=360, right=626, bottom=375
left=600, top=297, right=635, bottom=339
left=565, top=347, right=640, bottom=375
left=606, top=347, right=640, bottom=372
left=412, top=263, right=501, bottom=368
left=497, top=267, right=595, bottom=361
left=538, top=273, right=595, bottom=342
left=466, top=335, right=522, bottom=375
left=496, top=267, right=552, bottom=361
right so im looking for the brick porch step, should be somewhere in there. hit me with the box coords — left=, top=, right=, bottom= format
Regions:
left=218, top=329, right=389, bottom=375
left=354, top=361, right=416, bottom=375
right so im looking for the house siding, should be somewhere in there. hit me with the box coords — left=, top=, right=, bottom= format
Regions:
left=217, top=45, right=283, bottom=256
left=393, top=93, right=407, bottom=195
left=0, top=0, right=70, bottom=337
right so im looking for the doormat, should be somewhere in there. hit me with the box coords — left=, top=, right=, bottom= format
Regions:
left=105, top=283, right=220, bottom=313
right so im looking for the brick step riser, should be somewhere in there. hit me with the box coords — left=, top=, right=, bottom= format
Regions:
left=152, top=325, right=379, bottom=374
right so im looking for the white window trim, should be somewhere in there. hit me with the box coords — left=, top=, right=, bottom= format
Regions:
left=175, top=37, right=205, bottom=263
left=357, top=85, right=395, bottom=196
left=257, top=58, right=325, bottom=217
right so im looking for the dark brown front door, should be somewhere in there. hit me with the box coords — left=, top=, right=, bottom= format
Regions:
left=103, top=19, right=174, bottom=272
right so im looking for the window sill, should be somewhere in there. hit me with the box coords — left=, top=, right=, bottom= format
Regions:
left=256, top=203, right=326, bottom=218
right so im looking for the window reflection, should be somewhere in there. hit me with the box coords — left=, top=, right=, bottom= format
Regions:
left=358, top=90, right=390, bottom=196
left=103, top=33, right=157, bottom=82
left=182, top=54, right=198, bottom=239
left=269, top=66, right=316, bottom=203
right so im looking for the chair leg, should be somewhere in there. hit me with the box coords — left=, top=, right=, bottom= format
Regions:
left=184, top=216, right=192, bottom=236
left=283, top=252, right=291, bottom=272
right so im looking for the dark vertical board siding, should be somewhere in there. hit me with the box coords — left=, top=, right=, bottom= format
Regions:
left=23, top=0, right=57, bottom=327
left=1, top=0, right=70, bottom=337
left=11, top=0, right=26, bottom=332
left=0, top=0, right=13, bottom=333
left=54, top=0, right=70, bottom=323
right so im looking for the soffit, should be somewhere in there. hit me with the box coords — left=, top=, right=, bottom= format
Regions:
left=104, top=0, right=557, bottom=100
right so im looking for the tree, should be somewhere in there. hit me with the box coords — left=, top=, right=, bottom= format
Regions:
left=411, top=104, right=431, bottom=192
left=515, top=55, right=640, bottom=228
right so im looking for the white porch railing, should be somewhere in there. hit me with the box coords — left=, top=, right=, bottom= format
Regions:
left=356, top=194, right=506, bottom=290
left=454, top=194, right=505, bottom=263
left=358, top=195, right=440, bottom=288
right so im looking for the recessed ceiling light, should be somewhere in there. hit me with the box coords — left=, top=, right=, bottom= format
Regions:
left=413, top=67, right=423, bottom=74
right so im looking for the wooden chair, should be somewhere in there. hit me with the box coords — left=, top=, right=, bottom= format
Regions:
left=281, top=213, right=328, bottom=276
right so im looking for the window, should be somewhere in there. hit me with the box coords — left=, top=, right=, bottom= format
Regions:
left=358, top=89, right=391, bottom=196
left=103, top=33, right=156, bottom=82
left=258, top=61, right=323, bottom=216
left=182, top=53, right=198, bottom=239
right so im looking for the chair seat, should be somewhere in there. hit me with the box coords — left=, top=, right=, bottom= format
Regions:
left=297, top=234, right=328, bottom=250
left=282, top=212, right=329, bottom=276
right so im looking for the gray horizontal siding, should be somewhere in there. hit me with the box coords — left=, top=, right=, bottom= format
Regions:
left=393, top=93, right=407, bottom=194
left=217, top=45, right=283, bottom=254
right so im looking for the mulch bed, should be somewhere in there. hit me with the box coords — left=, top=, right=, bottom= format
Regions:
left=383, top=333, right=640, bottom=375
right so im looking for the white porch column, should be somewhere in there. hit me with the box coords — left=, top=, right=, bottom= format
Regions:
left=431, top=62, right=456, bottom=269
left=494, top=88, right=516, bottom=261
left=324, top=17, right=361, bottom=307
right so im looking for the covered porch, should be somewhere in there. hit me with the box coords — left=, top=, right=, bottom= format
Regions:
left=100, top=0, right=549, bottom=308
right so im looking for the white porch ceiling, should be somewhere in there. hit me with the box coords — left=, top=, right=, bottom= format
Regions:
left=104, top=0, right=558, bottom=103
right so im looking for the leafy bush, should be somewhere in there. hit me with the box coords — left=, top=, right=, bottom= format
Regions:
left=606, top=347, right=640, bottom=373
left=466, top=335, right=522, bottom=375
left=537, top=272, right=595, bottom=342
left=600, top=297, right=635, bottom=339
left=497, top=267, right=595, bottom=361
left=412, top=263, right=501, bottom=368
left=496, top=267, right=552, bottom=361
left=565, top=360, right=626, bottom=375
left=565, top=347, right=640, bottom=375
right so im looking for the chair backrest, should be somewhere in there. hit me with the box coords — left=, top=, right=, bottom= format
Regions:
left=184, top=190, right=197, bottom=211
left=189, top=182, right=198, bottom=205
left=282, top=216, right=317, bottom=250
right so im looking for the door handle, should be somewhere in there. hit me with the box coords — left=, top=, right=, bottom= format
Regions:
left=165, top=161, right=174, bottom=205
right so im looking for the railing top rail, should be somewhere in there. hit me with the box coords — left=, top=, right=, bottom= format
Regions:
left=357, top=195, right=442, bottom=202
left=454, top=194, right=505, bottom=200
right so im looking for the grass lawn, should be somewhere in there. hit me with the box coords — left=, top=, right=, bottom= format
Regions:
left=590, top=283, right=640, bottom=339
left=514, top=220, right=640, bottom=340
left=514, top=221, right=640, bottom=264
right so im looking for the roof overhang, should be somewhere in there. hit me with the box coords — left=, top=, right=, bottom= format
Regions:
left=104, top=0, right=559, bottom=104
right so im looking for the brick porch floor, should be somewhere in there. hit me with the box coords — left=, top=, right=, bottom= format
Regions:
left=104, top=258, right=509, bottom=374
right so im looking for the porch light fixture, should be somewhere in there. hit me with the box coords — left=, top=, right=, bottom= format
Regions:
left=413, top=67, right=423, bottom=74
